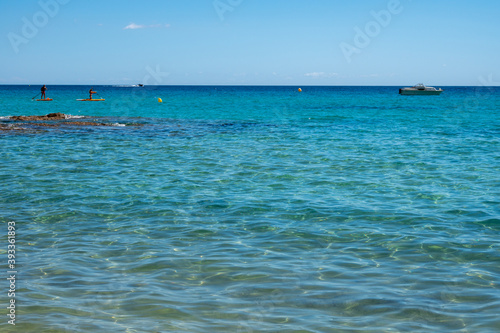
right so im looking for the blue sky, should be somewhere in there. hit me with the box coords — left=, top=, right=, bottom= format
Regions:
left=1, top=0, right=499, bottom=85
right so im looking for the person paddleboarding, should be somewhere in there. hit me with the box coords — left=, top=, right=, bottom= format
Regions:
left=41, top=85, right=47, bottom=99
left=89, top=87, right=97, bottom=100
left=76, top=88, right=104, bottom=101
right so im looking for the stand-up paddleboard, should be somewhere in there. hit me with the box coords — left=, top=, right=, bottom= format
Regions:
left=36, top=98, right=53, bottom=101
left=76, top=98, right=105, bottom=101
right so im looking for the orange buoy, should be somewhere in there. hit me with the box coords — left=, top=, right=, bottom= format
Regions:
left=298, top=88, right=302, bottom=92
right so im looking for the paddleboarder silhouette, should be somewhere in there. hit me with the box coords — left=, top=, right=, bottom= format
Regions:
left=41, top=85, right=47, bottom=99
left=89, top=87, right=96, bottom=100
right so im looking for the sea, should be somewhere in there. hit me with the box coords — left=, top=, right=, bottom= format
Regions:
left=1, top=85, right=499, bottom=332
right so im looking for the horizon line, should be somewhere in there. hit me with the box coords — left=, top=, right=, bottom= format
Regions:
left=1, top=84, right=499, bottom=87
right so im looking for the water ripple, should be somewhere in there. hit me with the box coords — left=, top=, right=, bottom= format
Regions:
left=1, top=86, right=500, bottom=332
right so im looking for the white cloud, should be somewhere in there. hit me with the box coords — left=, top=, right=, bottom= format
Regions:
left=304, top=72, right=338, bottom=78
left=124, top=23, right=144, bottom=30
left=124, top=23, right=171, bottom=30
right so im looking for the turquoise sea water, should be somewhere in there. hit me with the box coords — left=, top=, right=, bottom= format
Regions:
left=1, top=85, right=499, bottom=332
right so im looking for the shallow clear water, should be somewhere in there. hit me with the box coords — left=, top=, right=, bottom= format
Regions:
left=1, top=85, right=499, bottom=332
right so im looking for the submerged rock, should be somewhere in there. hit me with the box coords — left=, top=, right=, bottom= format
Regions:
left=1, top=113, right=121, bottom=132
left=33, top=121, right=109, bottom=127
left=10, top=112, right=68, bottom=121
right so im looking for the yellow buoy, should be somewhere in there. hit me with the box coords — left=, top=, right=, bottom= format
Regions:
left=298, top=88, right=302, bottom=92
left=158, top=98, right=162, bottom=103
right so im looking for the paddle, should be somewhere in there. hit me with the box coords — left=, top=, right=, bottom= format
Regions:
left=31, top=93, right=41, bottom=100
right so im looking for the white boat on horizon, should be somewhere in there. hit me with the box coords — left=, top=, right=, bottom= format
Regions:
left=399, top=83, right=443, bottom=95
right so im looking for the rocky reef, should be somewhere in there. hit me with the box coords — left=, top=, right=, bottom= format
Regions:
left=1, top=113, right=117, bottom=132
left=10, top=112, right=69, bottom=121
